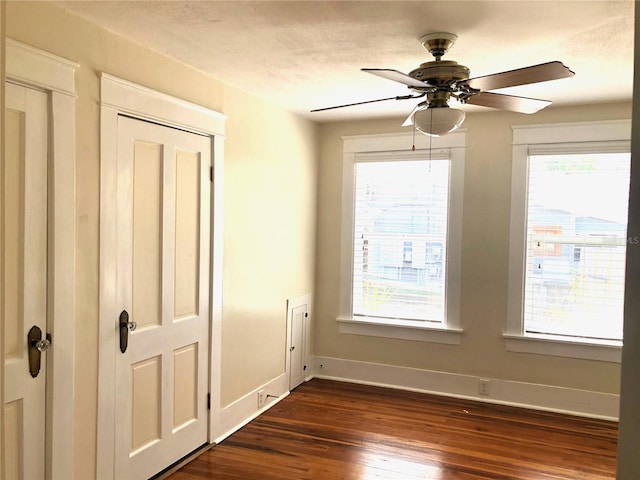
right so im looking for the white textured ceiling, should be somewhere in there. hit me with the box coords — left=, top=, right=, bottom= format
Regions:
left=54, top=0, right=634, bottom=123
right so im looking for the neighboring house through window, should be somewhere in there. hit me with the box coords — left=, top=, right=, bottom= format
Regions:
left=338, top=132, right=465, bottom=344
left=506, top=120, right=631, bottom=362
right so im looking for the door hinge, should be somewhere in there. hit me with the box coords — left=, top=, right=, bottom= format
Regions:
left=210, top=166, right=213, bottom=182
left=207, top=392, right=211, bottom=410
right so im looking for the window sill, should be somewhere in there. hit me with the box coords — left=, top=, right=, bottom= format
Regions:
left=337, top=317, right=462, bottom=345
left=504, top=333, right=621, bottom=363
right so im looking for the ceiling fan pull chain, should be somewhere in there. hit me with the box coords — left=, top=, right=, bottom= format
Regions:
left=412, top=122, right=416, bottom=151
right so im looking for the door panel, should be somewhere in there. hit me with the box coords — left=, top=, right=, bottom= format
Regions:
left=131, top=356, right=161, bottom=453
left=174, top=150, right=201, bottom=319
left=132, top=141, right=162, bottom=329
left=3, top=82, right=48, bottom=479
left=115, top=116, right=211, bottom=479
left=289, top=304, right=307, bottom=390
left=173, top=343, right=198, bottom=429
left=4, top=400, right=22, bottom=478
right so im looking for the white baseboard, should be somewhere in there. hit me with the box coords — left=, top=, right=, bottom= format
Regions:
left=312, top=355, right=619, bottom=421
left=210, top=356, right=618, bottom=446
left=211, top=372, right=290, bottom=444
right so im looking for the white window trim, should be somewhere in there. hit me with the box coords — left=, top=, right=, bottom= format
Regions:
left=338, top=131, right=465, bottom=344
left=506, top=120, right=631, bottom=362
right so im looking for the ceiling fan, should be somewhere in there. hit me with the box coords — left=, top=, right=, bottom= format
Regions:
left=312, top=33, right=575, bottom=136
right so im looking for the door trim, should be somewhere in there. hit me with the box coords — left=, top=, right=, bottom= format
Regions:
left=5, top=39, right=78, bottom=479
left=97, top=74, right=225, bottom=479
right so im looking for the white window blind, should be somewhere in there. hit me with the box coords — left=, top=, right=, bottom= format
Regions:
left=352, top=155, right=449, bottom=323
left=524, top=151, right=630, bottom=341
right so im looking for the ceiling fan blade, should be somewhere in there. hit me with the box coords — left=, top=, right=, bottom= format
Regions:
left=362, top=68, right=433, bottom=88
left=311, top=94, right=422, bottom=113
left=463, top=61, right=574, bottom=91
left=465, top=91, right=551, bottom=114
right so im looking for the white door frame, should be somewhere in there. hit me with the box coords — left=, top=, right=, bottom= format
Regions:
left=0, top=9, right=5, bottom=473
left=4, top=39, right=78, bottom=479
left=97, top=74, right=225, bottom=479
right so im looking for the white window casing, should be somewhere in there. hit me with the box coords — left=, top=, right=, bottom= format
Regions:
left=507, top=120, right=631, bottom=362
left=338, top=132, right=465, bottom=344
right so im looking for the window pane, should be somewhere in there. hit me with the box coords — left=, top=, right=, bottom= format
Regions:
left=352, top=160, right=449, bottom=322
left=524, top=152, right=630, bottom=341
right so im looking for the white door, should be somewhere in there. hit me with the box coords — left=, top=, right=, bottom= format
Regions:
left=2, top=82, right=48, bottom=479
left=114, top=116, right=211, bottom=479
left=289, top=301, right=308, bottom=391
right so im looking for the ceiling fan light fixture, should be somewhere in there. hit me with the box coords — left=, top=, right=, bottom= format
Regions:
left=413, top=106, right=466, bottom=137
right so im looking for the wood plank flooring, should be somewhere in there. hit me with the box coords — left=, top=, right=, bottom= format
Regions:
left=168, top=379, right=618, bottom=479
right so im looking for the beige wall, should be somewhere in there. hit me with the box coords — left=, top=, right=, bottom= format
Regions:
left=6, top=1, right=318, bottom=477
left=315, top=102, right=631, bottom=394
left=221, top=86, right=318, bottom=405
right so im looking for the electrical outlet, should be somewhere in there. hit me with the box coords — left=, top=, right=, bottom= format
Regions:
left=478, top=379, right=491, bottom=396
left=257, top=389, right=266, bottom=408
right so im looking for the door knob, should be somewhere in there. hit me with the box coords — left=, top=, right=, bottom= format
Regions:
left=34, top=338, right=51, bottom=352
left=27, top=326, right=51, bottom=378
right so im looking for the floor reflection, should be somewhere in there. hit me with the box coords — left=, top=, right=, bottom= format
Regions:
left=358, top=451, right=444, bottom=479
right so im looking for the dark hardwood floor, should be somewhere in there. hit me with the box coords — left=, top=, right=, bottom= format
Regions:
left=168, top=378, right=618, bottom=479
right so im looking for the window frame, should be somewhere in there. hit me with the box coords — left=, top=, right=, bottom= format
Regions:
left=338, top=131, right=465, bottom=345
left=506, top=120, right=631, bottom=362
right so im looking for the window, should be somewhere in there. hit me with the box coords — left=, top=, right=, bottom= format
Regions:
left=339, top=132, right=465, bottom=344
left=507, top=120, right=631, bottom=362
left=525, top=152, right=629, bottom=340
left=353, top=159, right=448, bottom=322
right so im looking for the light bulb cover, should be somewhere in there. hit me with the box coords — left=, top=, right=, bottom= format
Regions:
left=413, top=106, right=466, bottom=137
